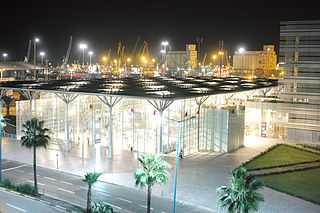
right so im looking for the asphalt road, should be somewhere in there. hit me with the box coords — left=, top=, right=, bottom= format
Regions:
left=2, top=159, right=215, bottom=213
left=0, top=189, right=66, bottom=213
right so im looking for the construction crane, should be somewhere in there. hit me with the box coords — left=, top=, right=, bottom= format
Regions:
left=131, top=36, right=141, bottom=61
left=23, top=40, right=31, bottom=63
left=62, top=36, right=73, bottom=73
left=137, top=41, right=149, bottom=62
left=202, top=53, right=207, bottom=65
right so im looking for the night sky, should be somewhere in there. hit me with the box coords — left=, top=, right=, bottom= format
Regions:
left=1, top=1, right=320, bottom=64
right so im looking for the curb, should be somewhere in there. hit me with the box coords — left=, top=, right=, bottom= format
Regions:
left=0, top=187, right=77, bottom=213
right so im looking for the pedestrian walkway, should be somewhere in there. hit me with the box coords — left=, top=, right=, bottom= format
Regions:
left=2, top=136, right=320, bottom=213
left=249, top=161, right=320, bottom=175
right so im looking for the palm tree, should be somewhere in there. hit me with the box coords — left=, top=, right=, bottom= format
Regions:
left=217, top=167, right=264, bottom=213
left=20, top=118, right=50, bottom=195
left=1, top=95, right=14, bottom=117
left=134, top=153, right=171, bottom=213
left=83, top=172, right=101, bottom=213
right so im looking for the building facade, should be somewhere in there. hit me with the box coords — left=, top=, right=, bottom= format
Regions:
left=165, top=44, right=198, bottom=74
left=233, top=45, right=278, bottom=78
left=278, top=20, right=320, bottom=143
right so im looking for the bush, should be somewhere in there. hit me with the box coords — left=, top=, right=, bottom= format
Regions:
left=0, top=178, right=36, bottom=196
left=0, top=178, right=15, bottom=189
left=16, top=183, right=36, bottom=195
left=92, top=202, right=117, bottom=213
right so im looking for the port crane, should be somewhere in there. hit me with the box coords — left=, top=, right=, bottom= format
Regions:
left=62, top=36, right=73, bottom=73
left=23, top=40, right=32, bottom=63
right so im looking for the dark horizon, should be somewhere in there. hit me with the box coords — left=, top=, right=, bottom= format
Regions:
left=1, top=1, right=320, bottom=64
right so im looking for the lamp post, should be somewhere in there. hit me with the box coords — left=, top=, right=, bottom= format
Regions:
left=88, top=51, right=93, bottom=66
left=212, top=55, right=217, bottom=74
left=161, top=41, right=169, bottom=72
left=218, top=51, right=224, bottom=77
left=40, top=52, right=45, bottom=65
left=2, top=53, right=7, bottom=62
left=34, top=38, right=39, bottom=80
left=79, top=43, right=87, bottom=66
left=164, top=115, right=196, bottom=213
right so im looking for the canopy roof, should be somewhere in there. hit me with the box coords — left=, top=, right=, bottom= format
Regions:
left=0, top=76, right=278, bottom=100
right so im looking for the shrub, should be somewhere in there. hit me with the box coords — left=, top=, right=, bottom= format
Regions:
left=0, top=178, right=15, bottom=189
left=16, top=183, right=36, bottom=195
left=91, top=202, right=116, bottom=213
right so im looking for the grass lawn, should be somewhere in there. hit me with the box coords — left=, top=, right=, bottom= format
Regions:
left=260, top=168, right=320, bottom=204
left=245, top=144, right=320, bottom=170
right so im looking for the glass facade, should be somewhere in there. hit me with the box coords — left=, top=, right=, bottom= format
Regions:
left=279, top=20, right=320, bottom=143
left=15, top=86, right=281, bottom=156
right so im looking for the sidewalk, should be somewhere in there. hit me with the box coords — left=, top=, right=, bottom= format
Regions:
left=3, top=136, right=320, bottom=213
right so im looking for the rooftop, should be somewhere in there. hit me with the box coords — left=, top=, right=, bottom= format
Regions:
left=0, top=76, right=278, bottom=100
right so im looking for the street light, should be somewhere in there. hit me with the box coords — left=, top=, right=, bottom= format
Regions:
left=239, top=47, right=245, bottom=53
left=40, top=52, right=45, bottom=64
left=163, top=115, right=196, bottom=213
left=212, top=55, right=217, bottom=68
left=79, top=43, right=87, bottom=66
left=88, top=51, right=93, bottom=66
left=2, top=53, right=7, bottom=62
left=34, top=37, right=40, bottom=80
left=161, top=41, right=169, bottom=46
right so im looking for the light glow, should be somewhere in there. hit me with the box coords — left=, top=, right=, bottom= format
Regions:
left=79, top=43, right=87, bottom=49
left=239, top=47, right=245, bottom=53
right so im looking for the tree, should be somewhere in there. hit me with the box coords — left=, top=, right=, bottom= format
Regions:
left=83, top=172, right=101, bottom=213
left=217, top=167, right=264, bottom=213
left=1, top=95, right=15, bottom=117
left=134, top=153, right=171, bottom=213
left=20, top=118, right=50, bottom=195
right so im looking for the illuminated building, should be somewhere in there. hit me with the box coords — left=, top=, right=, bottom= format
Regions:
left=0, top=76, right=277, bottom=159
left=233, top=45, right=278, bottom=78
left=278, top=20, right=320, bottom=143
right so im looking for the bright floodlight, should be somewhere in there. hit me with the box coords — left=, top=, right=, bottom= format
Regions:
left=160, top=49, right=166, bottom=53
left=161, top=41, right=169, bottom=46
left=3, top=53, right=7, bottom=57
left=239, top=47, right=245, bottom=53
left=79, top=43, right=87, bottom=49
left=35, top=38, right=39, bottom=42
left=40, top=52, right=45, bottom=56
left=88, top=51, right=93, bottom=55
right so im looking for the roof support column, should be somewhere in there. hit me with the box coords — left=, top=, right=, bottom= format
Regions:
left=195, top=96, right=209, bottom=152
left=0, top=89, right=8, bottom=182
left=97, top=96, right=122, bottom=159
left=147, top=99, right=173, bottom=153
left=19, top=91, right=41, bottom=119
left=55, top=93, right=79, bottom=152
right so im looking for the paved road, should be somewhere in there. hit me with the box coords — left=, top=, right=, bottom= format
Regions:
left=0, top=189, right=66, bottom=213
left=2, top=160, right=215, bottom=213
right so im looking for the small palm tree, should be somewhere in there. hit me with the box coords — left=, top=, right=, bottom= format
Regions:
left=1, top=95, right=15, bottom=117
left=20, top=118, right=50, bottom=195
left=83, top=172, right=101, bottom=213
left=134, top=153, right=171, bottom=213
left=217, top=167, right=264, bottom=213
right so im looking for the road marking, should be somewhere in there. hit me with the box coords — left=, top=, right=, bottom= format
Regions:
left=43, top=176, right=56, bottom=181
left=6, top=203, right=26, bottom=212
left=28, top=172, right=39, bottom=176
left=60, top=181, right=73, bottom=185
left=140, top=204, right=154, bottom=210
left=16, top=169, right=25, bottom=173
left=103, top=202, right=122, bottom=210
left=117, top=197, right=132, bottom=203
left=2, top=165, right=26, bottom=172
left=98, top=191, right=111, bottom=196
left=58, top=188, right=74, bottom=194
left=80, top=186, right=87, bottom=190
left=27, top=180, right=45, bottom=186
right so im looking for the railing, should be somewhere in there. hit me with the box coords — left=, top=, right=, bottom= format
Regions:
left=1, top=133, right=17, bottom=139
